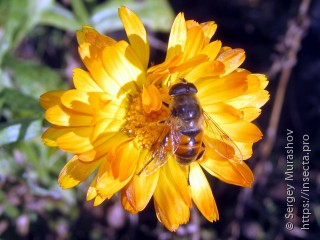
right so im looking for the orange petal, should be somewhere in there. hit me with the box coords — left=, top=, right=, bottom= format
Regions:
left=94, top=159, right=116, bottom=199
left=121, top=148, right=159, bottom=212
left=166, top=13, right=187, bottom=60
left=153, top=160, right=191, bottom=231
left=58, top=155, right=101, bottom=189
left=95, top=141, right=137, bottom=198
left=197, top=71, right=248, bottom=103
left=202, top=102, right=243, bottom=124
left=246, top=74, right=268, bottom=92
left=201, top=152, right=254, bottom=187
left=121, top=192, right=139, bottom=214
left=108, top=140, right=139, bottom=181
left=40, top=90, right=64, bottom=109
left=189, top=163, right=219, bottom=222
left=119, top=6, right=149, bottom=70
left=142, top=84, right=162, bottom=113
left=217, top=49, right=245, bottom=75
left=221, top=120, right=263, bottom=143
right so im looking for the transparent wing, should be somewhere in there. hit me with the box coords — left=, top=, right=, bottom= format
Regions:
left=203, top=111, right=243, bottom=163
left=170, top=117, right=183, bottom=154
left=138, top=125, right=172, bottom=176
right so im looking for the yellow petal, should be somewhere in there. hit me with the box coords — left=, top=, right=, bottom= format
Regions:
left=221, top=120, right=263, bottom=143
left=169, top=54, right=208, bottom=74
left=182, top=26, right=204, bottom=61
left=186, top=19, right=199, bottom=29
left=119, top=6, right=149, bottom=70
left=201, top=40, right=222, bottom=60
left=217, top=49, right=245, bottom=75
left=166, top=13, right=187, bottom=60
left=200, top=21, right=217, bottom=45
left=121, top=148, right=159, bottom=212
left=246, top=73, right=265, bottom=93
left=142, top=84, right=162, bottom=113
left=45, top=104, right=93, bottom=127
left=58, top=155, right=101, bottom=189
left=93, top=194, right=108, bottom=206
left=153, top=160, right=191, bottom=231
left=73, top=68, right=103, bottom=92
left=227, top=90, right=270, bottom=109
left=95, top=141, right=137, bottom=198
left=201, top=152, right=254, bottom=187
left=76, top=26, right=116, bottom=48
left=94, top=160, right=116, bottom=199
left=91, top=95, right=128, bottom=134
left=78, top=132, right=130, bottom=162
left=55, top=127, right=94, bottom=153
left=102, top=41, right=146, bottom=96
left=185, top=60, right=225, bottom=82
left=202, top=102, right=243, bottom=124
left=108, top=140, right=138, bottom=181
left=241, top=107, right=261, bottom=121
left=235, top=142, right=253, bottom=160
left=87, top=176, right=98, bottom=201
left=61, top=90, right=102, bottom=115
left=41, top=126, right=68, bottom=147
left=79, top=52, right=118, bottom=95
left=148, top=54, right=182, bottom=75
left=189, top=163, right=219, bottom=222
left=40, top=90, right=64, bottom=109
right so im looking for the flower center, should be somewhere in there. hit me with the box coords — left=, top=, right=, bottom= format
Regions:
left=123, top=93, right=169, bottom=149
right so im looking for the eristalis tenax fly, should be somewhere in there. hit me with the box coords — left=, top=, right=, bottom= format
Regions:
left=138, top=79, right=243, bottom=175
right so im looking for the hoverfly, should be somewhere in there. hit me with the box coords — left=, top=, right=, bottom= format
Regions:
left=138, top=80, right=243, bottom=176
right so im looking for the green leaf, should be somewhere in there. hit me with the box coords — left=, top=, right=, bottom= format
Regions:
left=71, top=0, right=90, bottom=24
left=0, top=88, right=43, bottom=118
left=91, top=0, right=175, bottom=33
left=39, top=2, right=83, bottom=31
left=0, top=0, right=54, bottom=64
left=0, top=118, right=42, bottom=145
left=2, top=57, right=66, bottom=98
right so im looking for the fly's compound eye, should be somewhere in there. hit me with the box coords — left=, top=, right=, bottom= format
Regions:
left=169, top=82, right=198, bottom=96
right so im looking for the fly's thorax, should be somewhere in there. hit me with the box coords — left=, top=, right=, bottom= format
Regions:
left=170, top=93, right=202, bottom=122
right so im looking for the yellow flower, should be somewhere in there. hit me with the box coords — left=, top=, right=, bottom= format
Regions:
left=40, top=6, right=269, bottom=231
